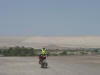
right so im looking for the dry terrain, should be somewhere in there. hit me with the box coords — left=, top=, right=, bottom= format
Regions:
left=0, top=56, right=100, bottom=75
left=0, top=36, right=100, bottom=48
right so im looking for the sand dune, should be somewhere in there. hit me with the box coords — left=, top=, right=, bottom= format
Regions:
left=0, top=36, right=100, bottom=48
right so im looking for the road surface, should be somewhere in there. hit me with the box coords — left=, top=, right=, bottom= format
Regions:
left=0, top=56, right=100, bottom=75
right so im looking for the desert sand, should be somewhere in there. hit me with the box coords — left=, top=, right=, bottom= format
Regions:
left=0, top=56, right=100, bottom=75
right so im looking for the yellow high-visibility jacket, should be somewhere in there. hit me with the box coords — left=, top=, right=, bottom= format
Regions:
left=41, top=49, right=46, bottom=55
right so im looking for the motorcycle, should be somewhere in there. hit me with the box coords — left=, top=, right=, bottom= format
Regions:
left=41, top=58, right=48, bottom=68
left=39, top=55, right=48, bottom=68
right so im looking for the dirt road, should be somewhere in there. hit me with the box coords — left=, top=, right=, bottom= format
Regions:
left=0, top=56, right=100, bottom=75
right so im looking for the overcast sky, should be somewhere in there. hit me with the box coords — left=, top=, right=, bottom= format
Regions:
left=0, top=0, right=100, bottom=36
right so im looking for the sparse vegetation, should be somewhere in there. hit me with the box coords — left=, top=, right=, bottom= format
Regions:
left=60, top=51, right=67, bottom=56
left=0, top=46, right=100, bottom=56
left=0, top=46, right=35, bottom=56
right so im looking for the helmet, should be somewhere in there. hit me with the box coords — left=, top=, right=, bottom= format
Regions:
left=43, top=48, right=45, bottom=50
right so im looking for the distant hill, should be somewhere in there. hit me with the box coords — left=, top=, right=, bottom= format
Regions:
left=43, top=44, right=61, bottom=49
left=0, top=36, right=100, bottom=49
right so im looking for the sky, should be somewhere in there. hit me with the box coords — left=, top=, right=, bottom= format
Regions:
left=0, top=0, right=100, bottom=36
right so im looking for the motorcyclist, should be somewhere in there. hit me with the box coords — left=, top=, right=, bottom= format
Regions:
left=39, top=48, right=47, bottom=64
